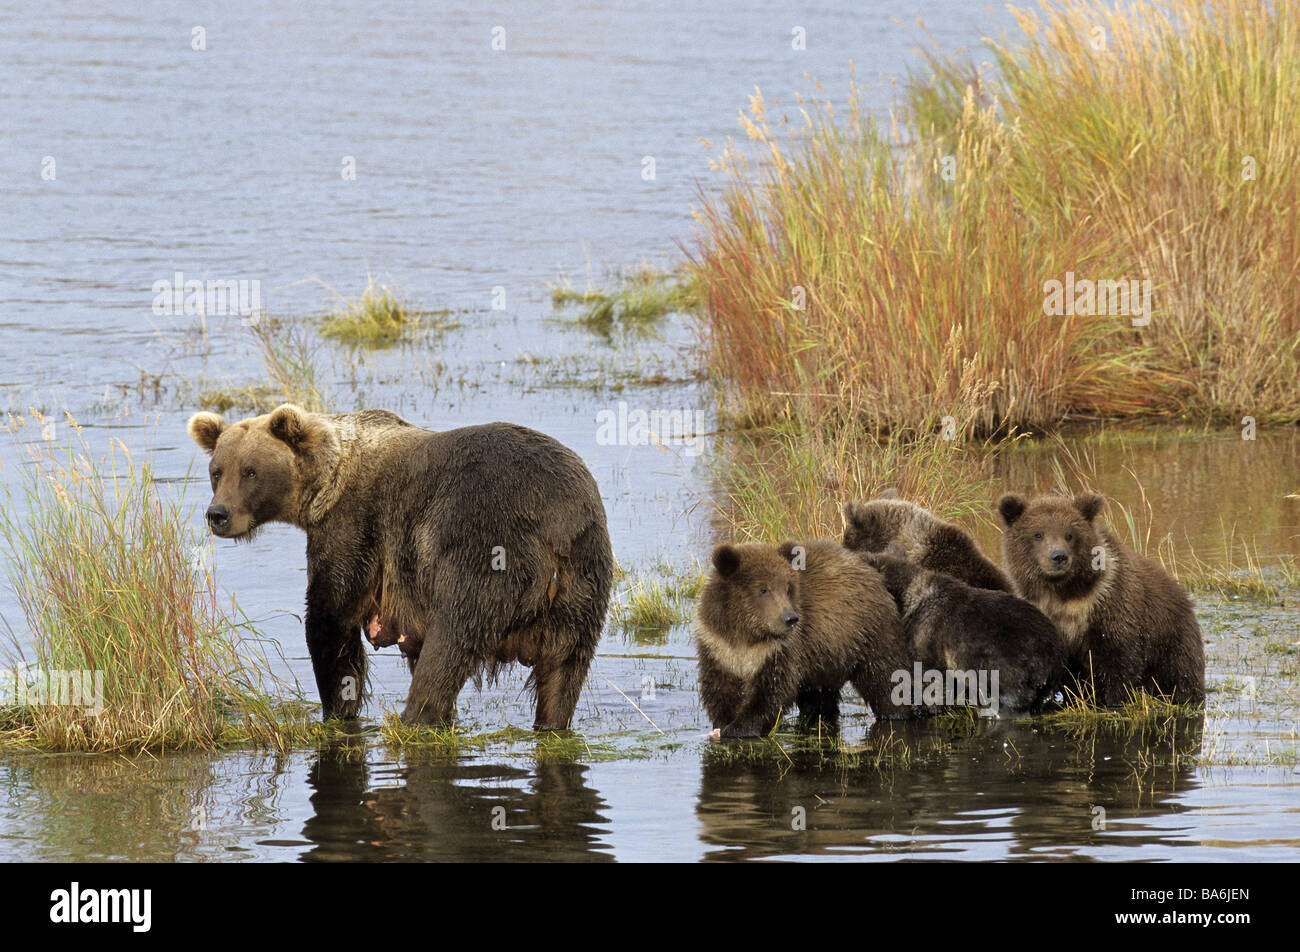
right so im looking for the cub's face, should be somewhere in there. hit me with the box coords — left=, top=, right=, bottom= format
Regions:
left=709, top=543, right=802, bottom=640
left=188, top=406, right=314, bottom=539
left=998, top=492, right=1103, bottom=582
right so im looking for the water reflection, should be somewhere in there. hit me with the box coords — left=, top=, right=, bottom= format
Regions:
left=696, top=716, right=1205, bottom=861
left=301, top=744, right=614, bottom=862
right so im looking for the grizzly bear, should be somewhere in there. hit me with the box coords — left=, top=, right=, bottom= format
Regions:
left=860, top=544, right=1066, bottom=715
left=841, top=492, right=1012, bottom=592
left=187, top=403, right=613, bottom=728
left=996, top=492, right=1204, bottom=705
left=695, top=539, right=912, bottom=738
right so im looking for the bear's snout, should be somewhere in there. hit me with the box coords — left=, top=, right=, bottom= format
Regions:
left=206, top=503, right=231, bottom=533
left=1046, top=548, right=1071, bottom=572
left=781, top=609, right=800, bottom=630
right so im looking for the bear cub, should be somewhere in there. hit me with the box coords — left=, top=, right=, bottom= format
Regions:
left=841, top=492, right=1012, bottom=592
left=695, top=539, right=912, bottom=738
left=997, top=492, right=1204, bottom=705
left=861, top=544, right=1066, bottom=715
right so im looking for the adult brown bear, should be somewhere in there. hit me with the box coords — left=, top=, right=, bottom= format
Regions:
left=187, top=404, right=613, bottom=729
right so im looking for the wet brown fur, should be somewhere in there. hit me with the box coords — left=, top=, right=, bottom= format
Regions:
left=188, top=404, right=613, bottom=728
left=997, top=492, right=1204, bottom=706
left=841, top=494, right=1012, bottom=592
left=695, top=539, right=913, bottom=737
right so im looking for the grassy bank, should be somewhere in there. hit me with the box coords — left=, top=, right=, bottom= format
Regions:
left=0, top=414, right=325, bottom=752
left=688, top=0, right=1300, bottom=436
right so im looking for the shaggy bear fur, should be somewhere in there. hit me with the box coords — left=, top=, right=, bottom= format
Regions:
left=861, top=544, right=1066, bottom=715
left=841, top=492, right=1012, bottom=592
left=996, top=491, right=1204, bottom=705
left=695, top=539, right=912, bottom=737
left=188, top=404, right=613, bottom=728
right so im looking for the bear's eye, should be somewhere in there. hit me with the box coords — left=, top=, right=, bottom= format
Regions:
left=1033, top=532, right=1043, bottom=541
left=758, top=586, right=768, bottom=596
left=1065, top=532, right=1073, bottom=542
left=243, top=468, right=256, bottom=480
left=211, top=469, right=221, bottom=484
left=787, top=583, right=794, bottom=598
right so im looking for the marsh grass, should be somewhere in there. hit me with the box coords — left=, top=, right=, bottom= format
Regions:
left=611, top=559, right=707, bottom=640
left=318, top=275, right=449, bottom=346
left=197, top=316, right=328, bottom=413
left=1041, top=681, right=1201, bottom=733
left=376, top=717, right=637, bottom=762
left=690, top=0, right=1300, bottom=433
left=712, top=421, right=1016, bottom=543
left=0, top=413, right=326, bottom=753
left=551, top=265, right=699, bottom=338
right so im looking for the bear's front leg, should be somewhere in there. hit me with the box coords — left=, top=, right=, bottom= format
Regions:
left=305, top=566, right=369, bottom=720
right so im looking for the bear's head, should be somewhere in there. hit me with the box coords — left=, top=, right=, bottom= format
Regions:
left=187, top=404, right=338, bottom=539
left=841, top=492, right=919, bottom=553
left=699, top=542, right=804, bottom=642
left=997, top=492, right=1104, bottom=590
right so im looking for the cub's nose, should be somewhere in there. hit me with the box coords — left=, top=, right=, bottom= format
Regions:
left=206, top=504, right=230, bottom=531
left=1050, top=549, right=1069, bottom=566
left=781, top=610, right=800, bottom=629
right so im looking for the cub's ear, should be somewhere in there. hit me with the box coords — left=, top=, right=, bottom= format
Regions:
left=711, top=544, right=741, bottom=579
left=875, top=487, right=901, bottom=500
left=841, top=500, right=869, bottom=529
left=187, top=412, right=225, bottom=454
left=997, top=493, right=1027, bottom=527
left=267, top=404, right=315, bottom=450
left=1074, top=492, right=1104, bottom=522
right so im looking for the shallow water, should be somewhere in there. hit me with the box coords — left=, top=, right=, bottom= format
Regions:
left=1, top=1, right=1298, bottom=862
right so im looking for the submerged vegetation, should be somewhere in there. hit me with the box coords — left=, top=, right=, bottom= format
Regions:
left=689, top=0, right=1300, bottom=436
left=551, top=264, right=699, bottom=338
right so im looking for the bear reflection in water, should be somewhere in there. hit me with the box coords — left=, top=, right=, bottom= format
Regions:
left=695, top=715, right=1204, bottom=860
left=300, top=746, right=613, bottom=862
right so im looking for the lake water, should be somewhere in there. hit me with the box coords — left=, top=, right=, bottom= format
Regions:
left=1, top=1, right=1297, bottom=862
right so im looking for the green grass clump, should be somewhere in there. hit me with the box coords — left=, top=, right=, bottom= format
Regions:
left=319, top=276, right=460, bottom=346
left=552, top=266, right=698, bottom=338
left=1041, top=683, right=1201, bottom=734
left=611, top=562, right=708, bottom=641
left=0, top=414, right=323, bottom=752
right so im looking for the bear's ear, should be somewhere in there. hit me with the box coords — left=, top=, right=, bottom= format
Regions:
left=776, top=540, right=797, bottom=563
left=267, top=404, right=317, bottom=451
left=876, top=487, right=901, bottom=500
left=187, top=412, right=225, bottom=454
left=997, top=493, right=1027, bottom=527
left=1074, top=492, right=1104, bottom=522
left=712, top=544, right=741, bottom=579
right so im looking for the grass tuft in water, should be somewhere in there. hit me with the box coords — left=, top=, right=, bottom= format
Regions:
left=551, top=265, right=698, bottom=338
left=0, top=413, right=327, bottom=753
left=197, top=315, right=328, bottom=413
